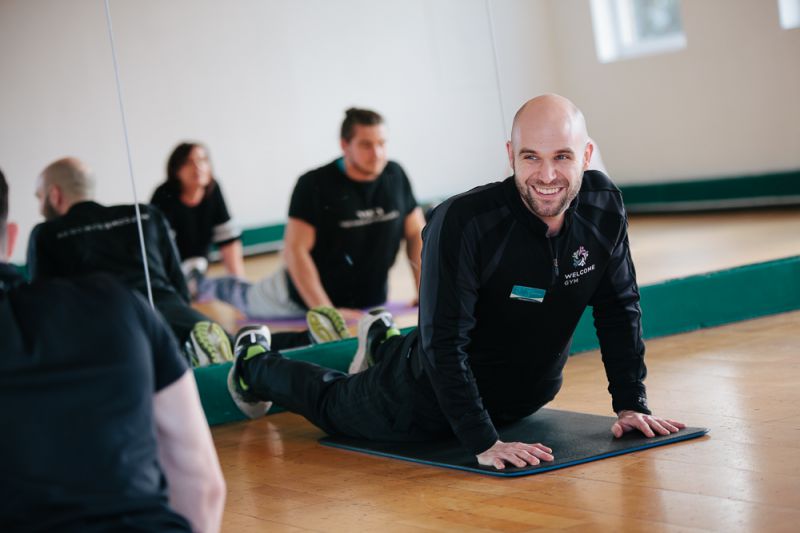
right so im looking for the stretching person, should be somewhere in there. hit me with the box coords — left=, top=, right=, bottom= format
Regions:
left=198, top=108, right=425, bottom=320
left=227, top=95, right=685, bottom=470
left=151, top=142, right=245, bottom=281
left=27, top=158, right=346, bottom=362
left=0, top=168, right=225, bottom=532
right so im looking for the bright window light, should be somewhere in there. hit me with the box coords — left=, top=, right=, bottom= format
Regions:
left=590, top=0, right=687, bottom=63
left=778, top=0, right=800, bottom=29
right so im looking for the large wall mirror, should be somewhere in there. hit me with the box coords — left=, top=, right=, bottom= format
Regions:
left=2, top=0, right=798, bottom=333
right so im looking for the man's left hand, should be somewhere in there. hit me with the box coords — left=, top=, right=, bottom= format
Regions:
left=611, top=410, right=686, bottom=438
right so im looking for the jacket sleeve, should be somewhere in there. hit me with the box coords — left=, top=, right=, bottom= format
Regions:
left=152, top=208, right=191, bottom=303
left=589, top=217, right=651, bottom=415
left=418, top=202, right=499, bottom=455
left=25, top=224, right=54, bottom=281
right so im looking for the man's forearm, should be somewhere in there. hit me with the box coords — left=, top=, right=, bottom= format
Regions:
left=284, top=246, right=333, bottom=308
left=220, top=240, right=245, bottom=278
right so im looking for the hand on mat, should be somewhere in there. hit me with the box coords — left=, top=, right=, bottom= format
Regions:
left=612, top=410, right=686, bottom=438
left=476, top=440, right=554, bottom=470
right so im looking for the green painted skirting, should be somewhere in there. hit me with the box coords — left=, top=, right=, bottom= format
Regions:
left=231, top=169, right=800, bottom=254
left=197, top=255, right=800, bottom=426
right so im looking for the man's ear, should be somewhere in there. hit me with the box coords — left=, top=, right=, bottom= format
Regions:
left=4, top=222, right=18, bottom=260
left=48, top=185, right=64, bottom=214
left=583, top=140, right=595, bottom=170
left=506, top=141, right=515, bottom=172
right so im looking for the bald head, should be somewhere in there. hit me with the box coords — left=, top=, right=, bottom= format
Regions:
left=510, top=94, right=588, bottom=149
left=37, top=157, right=95, bottom=219
left=506, top=94, right=594, bottom=234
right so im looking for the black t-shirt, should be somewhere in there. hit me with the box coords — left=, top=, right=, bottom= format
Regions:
left=0, top=265, right=190, bottom=531
left=150, top=181, right=240, bottom=261
left=287, top=158, right=418, bottom=308
left=26, top=201, right=190, bottom=301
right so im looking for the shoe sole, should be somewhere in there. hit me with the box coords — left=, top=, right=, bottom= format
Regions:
left=349, top=313, right=389, bottom=374
left=226, top=364, right=272, bottom=419
left=191, top=322, right=233, bottom=365
left=307, top=308, right=350, bottom=344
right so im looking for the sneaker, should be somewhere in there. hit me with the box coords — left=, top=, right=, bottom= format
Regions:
left=306, top=306, right=351, bottom=344
left=182, top=257, right=209, bottom=300
left=227, top=325, right=273, bottom=419
left=349, top=309, right=399, bottom=374
left=189, top=321, right=233, bottom=367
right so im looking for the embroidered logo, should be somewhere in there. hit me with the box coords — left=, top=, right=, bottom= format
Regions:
left=572, top=246, right=589, bottom=268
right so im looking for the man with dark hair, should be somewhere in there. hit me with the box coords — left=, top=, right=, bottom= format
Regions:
left=227, top=94, right=685, bottom=470
left=0, top=167, right=225, bottom=531
left=198, top=107, right=425, bottom=320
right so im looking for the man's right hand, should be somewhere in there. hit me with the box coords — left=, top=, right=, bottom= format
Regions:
left=476, top=440, right=554, bottom=470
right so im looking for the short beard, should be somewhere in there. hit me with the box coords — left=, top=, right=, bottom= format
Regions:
left=517, top=180, right=580, bottom=219
left=42, top=199, right=60, bottom=221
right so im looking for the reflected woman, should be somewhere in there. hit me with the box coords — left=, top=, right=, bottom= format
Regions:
left=151, top=142, right=245, bottom=279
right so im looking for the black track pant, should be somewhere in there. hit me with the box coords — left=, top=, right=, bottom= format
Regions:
left=243, top=329, right=563, bottom=444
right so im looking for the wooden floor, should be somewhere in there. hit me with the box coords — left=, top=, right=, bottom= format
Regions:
left=211, top=208, right=800, bottom=532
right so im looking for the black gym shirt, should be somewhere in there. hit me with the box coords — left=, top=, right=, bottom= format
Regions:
left=0, top=266, right=190, bottom=531
left=417, top=171, right=650, bottom=455
left=287, top=158, right=418, bottom=308
left=150, top=181, right=241, bottom=261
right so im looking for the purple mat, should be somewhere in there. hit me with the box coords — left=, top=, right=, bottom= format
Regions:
left=237, top=301, right=418, bottom=329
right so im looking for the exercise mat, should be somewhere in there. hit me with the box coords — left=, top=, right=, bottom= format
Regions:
left=320, top=408, right=708, bottom=477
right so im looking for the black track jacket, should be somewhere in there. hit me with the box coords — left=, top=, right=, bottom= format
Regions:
left=418, top=171, right=650, bottom=454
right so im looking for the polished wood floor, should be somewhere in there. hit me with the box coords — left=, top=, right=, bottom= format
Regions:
left=211, top=208, right=800, bottom=532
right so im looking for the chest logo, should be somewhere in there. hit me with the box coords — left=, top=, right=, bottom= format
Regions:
left=572, top=246, right=589, bottom=268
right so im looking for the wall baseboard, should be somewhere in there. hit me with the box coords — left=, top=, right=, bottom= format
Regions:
left=228, top=169, right=800, bottom=258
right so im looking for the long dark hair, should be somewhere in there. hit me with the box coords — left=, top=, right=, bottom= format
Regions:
left=165, top=142, right=216, bottom=198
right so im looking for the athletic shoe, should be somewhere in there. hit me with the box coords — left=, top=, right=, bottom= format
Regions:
left=306, top=306, right=351, bottom=344
left=227, top=325, right=273, bottom=419
left=181, top=257, right=208, bottom=300
left=349, top=309, right=400, bottom=374
left=189, top=321, right=233, bottom=367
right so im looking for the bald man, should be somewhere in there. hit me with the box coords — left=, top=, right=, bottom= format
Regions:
left=27, top=157, right=233, bottom=364
left=228, top=94, right=684, bottom=470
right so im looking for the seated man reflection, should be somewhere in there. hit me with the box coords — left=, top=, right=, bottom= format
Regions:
left=197, top=108, right=426, bottom=321
left=27, top=157, right=331, bottom=364
left=0, top=167, right=225, bottom=532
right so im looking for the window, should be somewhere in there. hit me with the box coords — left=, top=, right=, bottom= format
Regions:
left=778, top=0, right=800, bottom=29
left=590, top=0, right=687, bottom=63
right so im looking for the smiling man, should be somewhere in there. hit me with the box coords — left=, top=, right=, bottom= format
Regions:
left=228, top=94, right=684, bottom=470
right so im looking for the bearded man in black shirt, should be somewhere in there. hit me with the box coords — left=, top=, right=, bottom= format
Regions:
left=228, top=94, right=685, bottom=470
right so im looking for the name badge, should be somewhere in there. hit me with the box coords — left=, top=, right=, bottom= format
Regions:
left=509, top=285, right=546, bottom=303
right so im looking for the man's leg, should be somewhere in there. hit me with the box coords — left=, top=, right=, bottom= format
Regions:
left=195, top=276, right=252, bottom=313
left=230, top=315, right=444, bottom=442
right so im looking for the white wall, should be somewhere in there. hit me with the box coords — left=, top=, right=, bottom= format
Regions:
left=0, top=0, right=557, bottom=263
left=549, top=0, right=800, bottom=183
left=2, top=0, right=797, bottom=264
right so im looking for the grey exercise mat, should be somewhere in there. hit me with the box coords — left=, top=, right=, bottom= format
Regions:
left=319, top=408, right=708, bottom=477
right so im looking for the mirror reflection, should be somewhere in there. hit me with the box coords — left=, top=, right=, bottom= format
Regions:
left=3, top=0, right=799, bottom=343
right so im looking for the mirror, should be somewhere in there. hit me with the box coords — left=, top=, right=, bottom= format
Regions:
left=3, top=0, right=797, bottom=337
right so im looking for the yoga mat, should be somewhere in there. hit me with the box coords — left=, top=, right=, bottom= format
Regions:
left=319, top=408, right=708, bottom=477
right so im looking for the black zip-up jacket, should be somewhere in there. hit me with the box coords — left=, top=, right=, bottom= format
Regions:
left=418, top=171, right=650, bottom=455
left=27, top=201, right=190, bottom=301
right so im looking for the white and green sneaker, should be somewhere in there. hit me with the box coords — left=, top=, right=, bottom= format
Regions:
left=349, top=309, right=400, bottom=374
left=189, top=321, right=233, bottom=367
left=227, top=325, right=273, bottom=419
left=306, top=306, right=351, bottom=344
